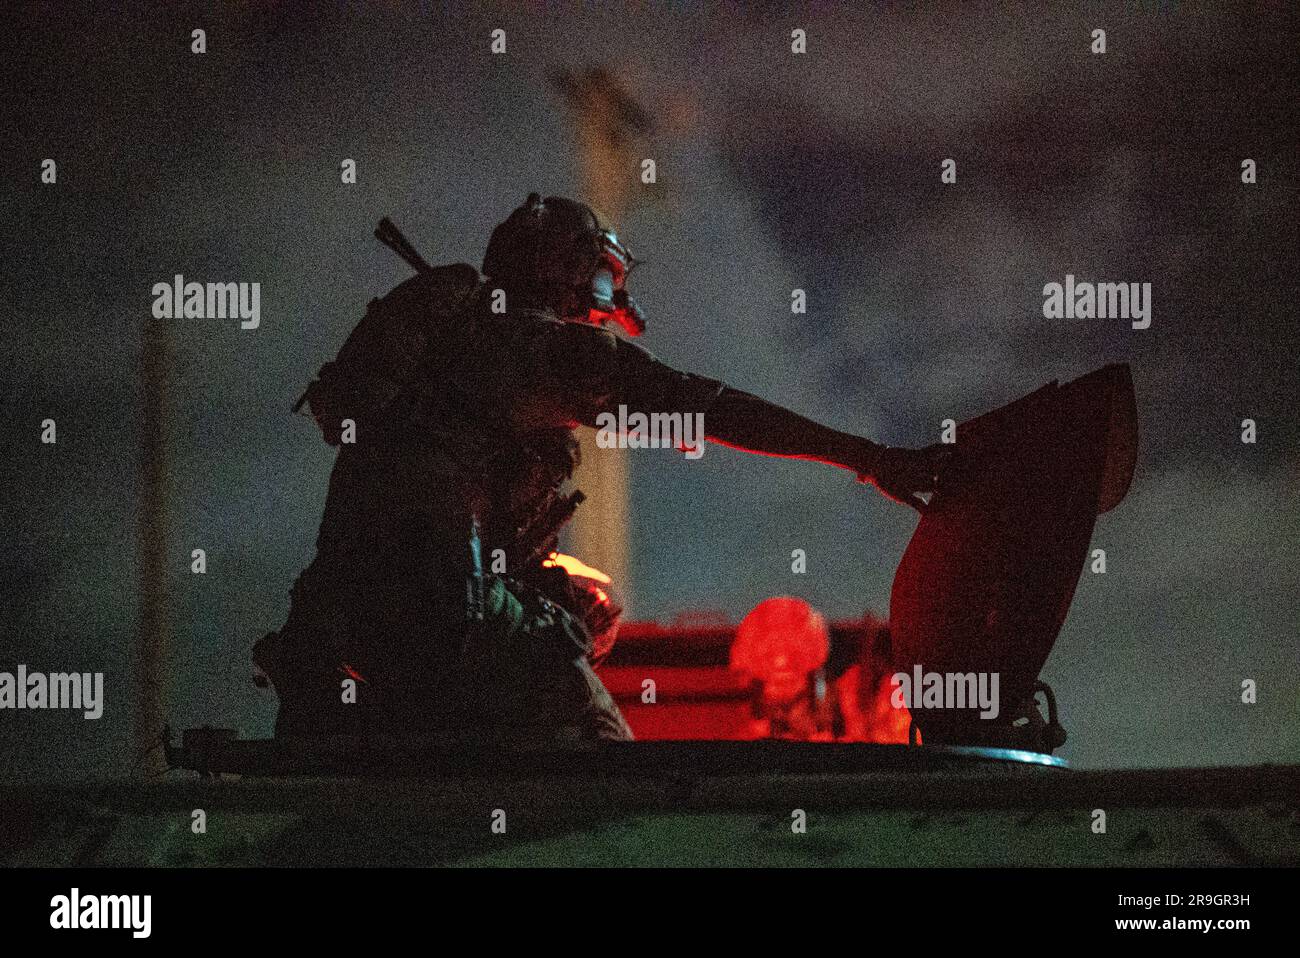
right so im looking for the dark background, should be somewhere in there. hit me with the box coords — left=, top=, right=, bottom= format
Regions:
left=1, top=0, right=1296, bottom=777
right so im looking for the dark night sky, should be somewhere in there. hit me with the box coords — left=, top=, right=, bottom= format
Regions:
left=1, top=1, right=1297, bottom=778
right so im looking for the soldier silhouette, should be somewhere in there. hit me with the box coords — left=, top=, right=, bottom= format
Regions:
left=253, top=194, right=945, bottom=746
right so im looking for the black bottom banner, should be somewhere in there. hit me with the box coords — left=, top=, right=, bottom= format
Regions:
left=0, top=866, right=1283, bottom=944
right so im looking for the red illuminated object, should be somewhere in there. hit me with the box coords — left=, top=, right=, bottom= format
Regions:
left=730, top=597, right=828, bottom=688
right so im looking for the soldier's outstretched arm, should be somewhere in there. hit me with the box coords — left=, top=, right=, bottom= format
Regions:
left=603, top=332, right=949, bottom=512
left=701, top=386, right=947, bottom=511
left=496, top=318, right=946, bottom=511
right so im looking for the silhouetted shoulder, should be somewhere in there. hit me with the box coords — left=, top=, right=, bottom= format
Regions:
left=299, top=263, right=484, bottom=444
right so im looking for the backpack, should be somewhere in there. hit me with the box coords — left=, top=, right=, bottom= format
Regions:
left=294, top=220, right=482, bottom=445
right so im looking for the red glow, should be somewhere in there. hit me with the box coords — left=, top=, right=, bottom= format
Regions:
left=863, top=676, right=914, bottom=744
left=603, top=614, right=919, bottom=743
left=729, top=597, right=828, bottom=684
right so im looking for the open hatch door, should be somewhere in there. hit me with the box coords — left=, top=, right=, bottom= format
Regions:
left=889, top=364, right=1138, bottom=746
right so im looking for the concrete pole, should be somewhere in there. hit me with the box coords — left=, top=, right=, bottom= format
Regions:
left=556, top=69, right=655, bottom=617
left=135, top=315, right=170, bottom=775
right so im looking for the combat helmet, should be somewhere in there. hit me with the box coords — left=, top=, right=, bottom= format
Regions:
left=482, top=193, right=646, bottom=336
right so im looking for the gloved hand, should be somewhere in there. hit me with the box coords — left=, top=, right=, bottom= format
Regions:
left=858, top=443, right=953, bottom=512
